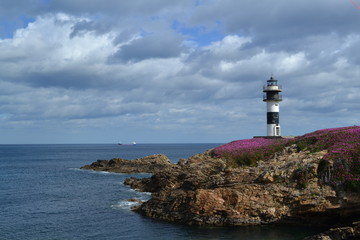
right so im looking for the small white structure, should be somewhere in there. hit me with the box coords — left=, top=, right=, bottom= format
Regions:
left=263, top=76, right=282, bottom=136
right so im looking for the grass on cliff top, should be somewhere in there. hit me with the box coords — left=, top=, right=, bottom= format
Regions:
left=212, top=126, right=360, bottom=191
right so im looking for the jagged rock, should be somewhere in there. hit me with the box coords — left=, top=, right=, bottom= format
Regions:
left=81, top=141, right=360, bottom=232
left=128, top=147, right=360, bottom=228
left=80, top=154, right=173, bottom=173
left=128, top=198, right=144, bottom=203
left=304, top=221, right=360, bottom=240
left=124, top=177, right=153, bottom=192
left=256, top=172, right=274, bottom=184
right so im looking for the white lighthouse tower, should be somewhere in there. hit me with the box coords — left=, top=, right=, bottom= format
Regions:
left=263, top=76, right=282, bottom=137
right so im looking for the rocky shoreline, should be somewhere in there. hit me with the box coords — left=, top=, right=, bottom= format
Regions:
left=80, top=154, right=173, bottom=173
left=81, top=143, right=360, bottom=239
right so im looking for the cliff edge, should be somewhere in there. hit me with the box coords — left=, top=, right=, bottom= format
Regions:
left=129, top=126, right=360, bottom=239
left=130, top=146, right=346, bottom=226
left=82, top=126, right=360, bottom=239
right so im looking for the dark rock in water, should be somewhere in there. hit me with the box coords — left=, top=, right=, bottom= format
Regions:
left=127, top=198, right=144, bottom=203
left=124, top=177, right=155, bottom=192
left=304, top=221, right=360, bottom=240
left=80, top=154, right=173, bottom=174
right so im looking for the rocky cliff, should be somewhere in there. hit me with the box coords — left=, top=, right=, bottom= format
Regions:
left=129, top=146, right=356, bottom=227
left=81, top=126, right=360, bottom=239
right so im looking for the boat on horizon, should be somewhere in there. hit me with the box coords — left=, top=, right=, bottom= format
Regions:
left=118, top=141, right=136, bottom=146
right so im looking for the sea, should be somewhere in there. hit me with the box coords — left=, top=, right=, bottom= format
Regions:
left=0, top=144, right=324, bottom=240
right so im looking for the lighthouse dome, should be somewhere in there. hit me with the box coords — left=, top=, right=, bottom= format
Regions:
left=267, top=77, right=278, bottom=86
left=263, top=76, right=282, bottom=93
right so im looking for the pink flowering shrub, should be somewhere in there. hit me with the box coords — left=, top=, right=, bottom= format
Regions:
left=213, top=125, right=360, bottom=191
left=294, top=126, right=360, bottom=153
left=212, top=138, right=290, bottom=167
left=292, top=126, right=360, bottom=190
left=315, top=126, right=360, bottom=191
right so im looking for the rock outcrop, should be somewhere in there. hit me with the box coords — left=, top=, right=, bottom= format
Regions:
left=80, top=154, right=173, bottom=174
left=123, top=146, right=360, bottom=230
left=304, top=221, right=360, bottom=240
left=81, top=139, right=360, bottom=239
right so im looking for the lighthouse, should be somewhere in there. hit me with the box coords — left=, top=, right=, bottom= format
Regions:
left=263, top=76, right=282, bottom=137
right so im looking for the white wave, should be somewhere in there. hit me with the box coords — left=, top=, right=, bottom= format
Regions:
left=92, top=170, right=119, bottom=175
left=110, top=199, right=142, bottom=210
left=69, top=168, right=125, bottom=175
left=68, top=167, right=84, bottom=172
left=128, top=188, right=152, bottom=197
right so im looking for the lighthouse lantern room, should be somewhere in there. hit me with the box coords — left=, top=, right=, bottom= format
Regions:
left=263, top=76, right=282, bottom=137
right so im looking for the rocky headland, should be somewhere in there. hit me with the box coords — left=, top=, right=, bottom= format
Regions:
left=80, top=154, right=173, bottom=173
left=81, top=126, right=360, bottom=240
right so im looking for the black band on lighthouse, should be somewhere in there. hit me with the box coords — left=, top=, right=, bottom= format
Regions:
left=265, top=92, right=281, bottom=101
left=267, top=112, right=279, bottom=124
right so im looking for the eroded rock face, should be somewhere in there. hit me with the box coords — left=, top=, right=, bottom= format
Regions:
left=80, top=154, right=173, bottom=174
left=81, top=145, right=360, bottom=232
left=128, top=147, right=360, bottom=227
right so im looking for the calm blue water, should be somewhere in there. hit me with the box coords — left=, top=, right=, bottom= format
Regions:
left=0, top=144, right=322, bottom=240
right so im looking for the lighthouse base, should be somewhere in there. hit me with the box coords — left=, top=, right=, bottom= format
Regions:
left=253, top=136, right=295, bottom=139
left=267, top=124, right=281, bottom=137
left=253, top=136, right=283, bottom=139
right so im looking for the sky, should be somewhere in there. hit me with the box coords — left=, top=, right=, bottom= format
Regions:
left=1, top=0, right=360, bottom=144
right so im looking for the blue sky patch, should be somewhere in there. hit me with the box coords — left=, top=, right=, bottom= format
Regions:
left=171, top=20, right=224, bottom=46
left=0, top=16, right=36, bottom=39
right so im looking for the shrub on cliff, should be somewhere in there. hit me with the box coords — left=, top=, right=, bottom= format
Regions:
left=212, top=138, right=289, bottom=167
left=294, top=126, right=359, bottom=153
left=292, top=126, right=360, bottom=191
left=213, top=125, right=360, bottom=191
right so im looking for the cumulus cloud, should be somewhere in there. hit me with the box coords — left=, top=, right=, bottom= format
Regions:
left=0, top=0, right=360, bottom=143
left=0, top=14, right=117, bottom=87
